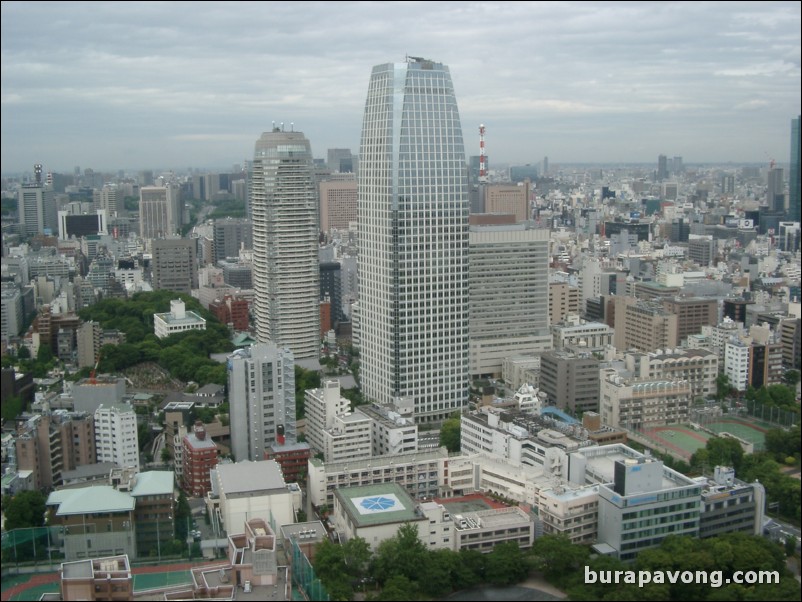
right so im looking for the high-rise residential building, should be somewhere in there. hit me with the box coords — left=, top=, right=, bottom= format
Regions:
left=358, top=57, right=469, bottom=423
left=469, top=223, right=551, bottom=377
left=790, top=115, right=801, bottom=221
left=319, top=176, right=358, bottom=232
left=94, top=404, right=139, bottom=469
left=251, top=129, right=319, bottom=360
left=139, top=185, right=181, bottom=239
left=228, top=343, right=296, bottom=462
left=151, top=237, right=198, bottom=293
left=18, top=164, right=57, bottom=237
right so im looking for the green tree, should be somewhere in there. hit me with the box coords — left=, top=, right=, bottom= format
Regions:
left=485, top=541, right=529, bottom=586
left=530, top=534, right=590, bottom=586
left=372, top=523, right=427, bottom=586
left=439, top=414, right=461, bottom=452
left=715, top=373, right=732, bottom=401
left=782, top=369, right=800, bottom=388
left=174, top=490, right=191, bottom=543
left=1, top=395, right=24, bottom=421
left=342, top=536, right=371, bottom=581
left=2, top=491, right=47, bottom=530
left=375, top=574, right=420, bottom=601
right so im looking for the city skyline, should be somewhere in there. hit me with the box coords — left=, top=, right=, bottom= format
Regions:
left=2, top=1, right=800, bottom=174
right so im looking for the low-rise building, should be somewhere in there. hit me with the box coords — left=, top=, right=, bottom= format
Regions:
left=46, top=486, right=137, bottom=560
left=208, top=460, right=295, bottom=536
left=60, top=555, right=133, bottom=602
left=308, top=447, right=448, bottom=509
left=600, top=370, right=692, bottom=430
left=154, top=299, right=206, bottom=339
left=451, top=506, right=536, bottom=552
left=698, top=466, right=765, bottom=539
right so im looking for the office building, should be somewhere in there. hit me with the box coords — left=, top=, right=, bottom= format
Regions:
left=319, top=262, right=343, bottom=326
left=359, top=57, right=469, bottom=422
left=484, top=182, right=530, bottom=222
left=213, top=218, right=251, bottom=263
left=251, top=129, right=319, bottom=360
left=319, top=176, right=358, bottom=232
left=228, top=343, right=296, bottom=462
left=575, top=445, right=701, bottom=562
left=612, top=297, right=679, bottom=352
left=688, top=237, right=716, bottom=267
left=767, top=166, right=785, bottom=213
left=539, top=350, right=600, bottom=414
left=469, top=223, right=551, bottom=377
left=549, top=283, right=581, bottom=324
left=139, top=185, right=181, bottom=239
left=552, top=316, right=614, bottom=353
left=18, top=164, right=57, bottom=237
left=663, top=297, right=718, bottom=343
left=151, top=237, right=197, bottom=293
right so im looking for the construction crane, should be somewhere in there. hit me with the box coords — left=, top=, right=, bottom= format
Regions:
left=90, top=352, right=101, bottom=385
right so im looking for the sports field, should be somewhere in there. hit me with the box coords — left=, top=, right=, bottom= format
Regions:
left=644, top=425, right=711, bottom=459
left=704, top=418, right=766, bottom=451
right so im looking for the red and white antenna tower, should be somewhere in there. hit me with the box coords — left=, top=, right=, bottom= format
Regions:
left=479, top=124, right=488, bottom=183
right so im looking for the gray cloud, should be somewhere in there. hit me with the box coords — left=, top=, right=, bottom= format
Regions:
left=2, top=1, right=800, bottom=173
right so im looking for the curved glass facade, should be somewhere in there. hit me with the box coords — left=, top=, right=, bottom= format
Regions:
left=359, top=58, right=469, bottom=422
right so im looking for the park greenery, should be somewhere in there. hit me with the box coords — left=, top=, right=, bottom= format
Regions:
left=314, top=524, right=529, bottom=601
left=77, top=290, right=233, bottom=386
left=311, top=527, right=800, bottom=601
left=690, top=434, right=801, bottom=523
left=208, top=198, right=246, bottom=219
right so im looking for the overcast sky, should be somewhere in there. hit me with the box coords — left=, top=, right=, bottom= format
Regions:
left=2, top=1, right=800, bottom=175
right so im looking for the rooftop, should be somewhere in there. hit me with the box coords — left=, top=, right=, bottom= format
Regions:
left=130, top=471, right=174, bottom=497
left=575, top=444, right=696, bottom=490
left=335, top=482, right=421, bottom=528
left=216, top=460, right=286, bottom=495
left=47, top=486, right=135, bottom=515
left=154, top=309, right=206, bottom=325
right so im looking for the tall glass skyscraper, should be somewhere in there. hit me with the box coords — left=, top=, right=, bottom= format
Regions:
left=358, top=58, right=470, bottom=423
left=251, top=129, right=320, bottom=360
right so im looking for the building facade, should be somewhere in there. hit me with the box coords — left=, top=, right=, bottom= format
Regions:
left=94, top=404, right=139, bottom=469
left=151, top=238, right=198, bottom=294
left=358, top=58, right=470, bottom=422
left=251, top=129, right=320, bottom=360
left=469, top=223, right=551, bottom=377
left=228, top=343, right=296, bottom=462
